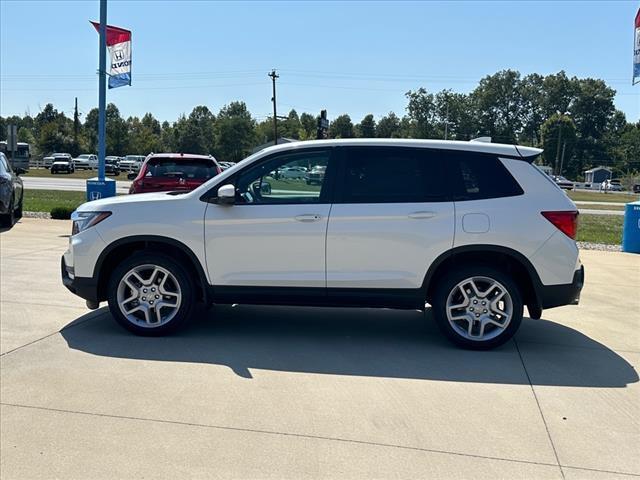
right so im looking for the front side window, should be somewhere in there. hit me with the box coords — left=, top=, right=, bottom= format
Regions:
left=339, top=147, right=447, bottom=203
left=235, top=150, right=331, bottom=204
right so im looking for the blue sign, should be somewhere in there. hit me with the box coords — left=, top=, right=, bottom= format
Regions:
left=86, top=177, right=116, bottom=202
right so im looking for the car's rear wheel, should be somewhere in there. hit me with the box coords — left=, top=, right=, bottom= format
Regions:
left=431, top=266, right=523, bottom=349
left=107, top=252, right=196, bottom=335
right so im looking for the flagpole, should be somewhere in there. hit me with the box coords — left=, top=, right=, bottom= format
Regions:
left=97, top=0, right=107, bottom=182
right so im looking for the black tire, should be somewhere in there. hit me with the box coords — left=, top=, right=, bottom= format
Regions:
left=0, top=199, right=15, bottom=228
left=431, top=265, right=523, bottom=350
left=107, top=252, right=197, bottom=336
left=14, top=194, right=23, bottom=219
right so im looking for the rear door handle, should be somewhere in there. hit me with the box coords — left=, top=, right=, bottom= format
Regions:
left=408, top=211, right=437, bottom=219
left=295, top=214, right=322, bottom=222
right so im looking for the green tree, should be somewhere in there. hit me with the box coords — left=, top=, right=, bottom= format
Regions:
left=471, top=70, right=525, bottom=143
left=434, top=90, right=478, bottom=140
left=213, top=101, right=256, bottom=161
left=355, top=114, right=376, bottom=138
left=405, top=88, right=437, bottom=138
left=300, top=113, right=317, bottom=140
left=329, top=114, right=354, bottom=138
left=541, top=113, right=577, bottom=176
left=376, top=112, right=401, bottom=138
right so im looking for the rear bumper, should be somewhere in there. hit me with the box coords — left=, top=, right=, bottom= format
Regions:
left=538, top=265, right=584, bottom=309
left=61, top=256, right=99, bottom=303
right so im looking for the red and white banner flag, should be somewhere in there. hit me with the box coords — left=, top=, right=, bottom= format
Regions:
left=91, top=22, right=132, bottom=89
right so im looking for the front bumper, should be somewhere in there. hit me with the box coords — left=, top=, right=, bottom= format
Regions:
left=538, top=265, right=584, bottom=309
left=61, top=255, right=99, bottom=303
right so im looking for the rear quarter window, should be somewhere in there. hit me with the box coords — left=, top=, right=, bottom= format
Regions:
left=450, top=153, right=524, bottom=201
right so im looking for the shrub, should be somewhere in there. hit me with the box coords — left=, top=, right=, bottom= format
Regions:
left=50, top=206, right=75, bottom=220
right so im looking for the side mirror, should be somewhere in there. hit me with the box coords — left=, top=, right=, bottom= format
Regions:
left=127, top=173, right=137, bottom=180
left=217, top=184, right=236, bottom=204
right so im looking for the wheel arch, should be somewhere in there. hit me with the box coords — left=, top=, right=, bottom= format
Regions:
left=422, top=245, right=543, bottom=317
left=94, top=235, right=209, bottom=304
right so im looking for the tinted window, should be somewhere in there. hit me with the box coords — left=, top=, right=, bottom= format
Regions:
left=145, top=158, right=217, bottom=180
left=339, top=147, right=447, bottom=203
left=451, top=153, right=523, bottom=201
left=235, top=150, right=331, bottom=204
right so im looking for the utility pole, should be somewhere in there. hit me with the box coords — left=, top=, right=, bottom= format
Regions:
left=73, top=97, right=79, bottom=147
left=444, top=102, right=449, bottom=140
left=559, top=141, right=567, bottom=177
left=268, top=69, right=279, bottom=145
left=555, top=120, right=563, bottom=176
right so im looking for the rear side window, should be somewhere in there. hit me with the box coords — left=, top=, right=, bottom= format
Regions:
left=145, top=158, right=218, bottom=180
left=339, top=147, right=448, bottom=203
left=450, top=153, right=523, bottom=201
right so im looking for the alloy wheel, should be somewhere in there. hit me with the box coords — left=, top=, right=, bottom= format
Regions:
left=116, top=264, right=182, bottom=327
left=445, top=276, right=513, bottom=341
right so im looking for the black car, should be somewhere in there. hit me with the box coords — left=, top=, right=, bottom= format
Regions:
left=105, top=156, right=121, bottom=176
left=0, top=152, right=24, bottom=228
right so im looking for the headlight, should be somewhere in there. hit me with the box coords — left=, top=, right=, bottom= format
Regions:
left=71, top=211, right=111, bottom=235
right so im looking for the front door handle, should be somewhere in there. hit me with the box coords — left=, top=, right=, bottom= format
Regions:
left=295, top=214, right=322, bottom=222
left=408, top=211, right=437, bottom=219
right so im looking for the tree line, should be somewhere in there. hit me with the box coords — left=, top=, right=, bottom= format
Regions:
left=1, top=69, right=638, bottom=180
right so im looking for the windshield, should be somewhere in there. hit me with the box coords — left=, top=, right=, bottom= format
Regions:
left=145, top=158, right=218, bottom=180
left=78, top=154, right=91, bottom=159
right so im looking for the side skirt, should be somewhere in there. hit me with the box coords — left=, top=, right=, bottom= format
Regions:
left=210, top=286, right=425, bottom=310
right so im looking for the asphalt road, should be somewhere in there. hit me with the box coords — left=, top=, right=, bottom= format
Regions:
left=22, top=176, right=131, bottom=194
left=1, top=218, right=638, bottom=479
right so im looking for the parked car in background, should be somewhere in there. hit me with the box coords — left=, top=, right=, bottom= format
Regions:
left=552, top=175, right=574, bottom=190
left=218, top=161, right=235, bottom=170
left=0, top=152, right=23, bottom=228
left=119, top=155, right=146, bottom=173
left=279, top=166, right=307, bottom=179
left=607, top=179, right=623, bottom=192
left=51, top=155, right=75, bottom=174
left=73, top=154, right=98, bottom=170
left=105, top=156, right=121, bottom=176
left=633, top=183, right=640, bottom=194
left=128, top=153, right=221, bottom=194
left=63, top=139, right=583, bottom=349
left=44, top=153, right=71, bottom=169
left=306, top=165, right=326, bottom=185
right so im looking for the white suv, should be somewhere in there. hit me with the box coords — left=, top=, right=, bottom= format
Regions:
left=62, top=139, right=583, bottom=349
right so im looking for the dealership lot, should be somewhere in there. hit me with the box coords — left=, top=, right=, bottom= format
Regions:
left=1, top=218, right=639, bottom=479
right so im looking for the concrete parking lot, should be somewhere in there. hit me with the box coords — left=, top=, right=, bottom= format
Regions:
left=1, top=218, right=638, bottom=479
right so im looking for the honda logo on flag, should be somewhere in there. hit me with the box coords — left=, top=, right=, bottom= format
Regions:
left=91, top=21, right=132, bottom=89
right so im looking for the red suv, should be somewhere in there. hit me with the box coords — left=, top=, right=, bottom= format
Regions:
left=129, top=153, right=222, bottom=194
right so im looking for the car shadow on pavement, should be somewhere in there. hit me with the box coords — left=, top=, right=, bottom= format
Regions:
left=61, top=304, right=638, bottom=388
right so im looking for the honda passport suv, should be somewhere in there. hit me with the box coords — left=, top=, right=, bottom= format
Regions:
left=62, top=139, right=583, bottom=349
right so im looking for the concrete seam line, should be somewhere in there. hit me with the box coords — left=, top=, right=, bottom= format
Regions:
left=1, top=300, right=90, bottom=310
left=514, top=338, right=566, bottom=479
left=0, top=402, right=565, bottom=471
left=0, top=314, right=98, bottom=357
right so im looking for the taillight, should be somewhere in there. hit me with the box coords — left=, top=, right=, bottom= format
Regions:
left=541, top=211, right=579, bottom=239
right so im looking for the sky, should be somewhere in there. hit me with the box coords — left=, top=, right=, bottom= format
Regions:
left=1, top=0, right=639, bottom=124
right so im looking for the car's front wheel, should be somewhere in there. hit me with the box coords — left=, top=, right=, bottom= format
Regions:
left=107, top=252, right=196, bottom=335
left=431, top=266, right=523, bottom=349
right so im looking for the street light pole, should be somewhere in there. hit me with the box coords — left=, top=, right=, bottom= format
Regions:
left=97, top=0, right=107, bottom=181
